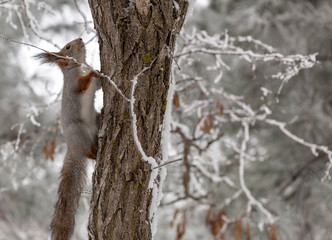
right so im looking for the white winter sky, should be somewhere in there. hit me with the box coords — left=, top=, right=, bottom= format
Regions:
left=197, top=0, right=209, bottom=7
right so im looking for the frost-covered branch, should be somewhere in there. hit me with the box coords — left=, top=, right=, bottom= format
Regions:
left=1, top=0, right=94, bottom=48
left=128, top=64, right=165, bottom=236
left=263, top=118, right=332, bottom=180
left=73, top=0, right=91, bottom=35
left=0, top=33, right=48, bottom=52
left=21, top=0, right=60, bottom=48
left=129, top=67, right=158, bottom=179
left=176, top=30, right=317, bottom=95
left=238, top=122, right=275, bottom=224
left=163, top=27, right=328, bottom=236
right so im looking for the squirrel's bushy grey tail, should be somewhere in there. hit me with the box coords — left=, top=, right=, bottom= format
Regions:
left=33, top=52, right=58, bottom=64
left=51, top=152, right=87, bottom=240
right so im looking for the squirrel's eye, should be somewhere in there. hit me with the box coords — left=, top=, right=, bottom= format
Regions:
left=66, top=45, right=71, bottom=50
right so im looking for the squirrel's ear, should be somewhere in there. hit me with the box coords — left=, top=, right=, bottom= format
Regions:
left=34, top=52, right=59, bottom=64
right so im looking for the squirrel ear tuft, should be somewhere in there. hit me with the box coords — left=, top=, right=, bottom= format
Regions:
left=33, top=52, right=59, bottom=65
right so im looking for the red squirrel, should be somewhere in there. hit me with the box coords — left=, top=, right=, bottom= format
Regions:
left=35, top=38, right=101, bottom=240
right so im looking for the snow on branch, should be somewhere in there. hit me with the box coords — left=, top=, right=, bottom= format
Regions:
left=238, top=122, right=276, bottom=224
left=21, top=0, right=60, bottom=48
left=129, top=67, right=158, bottom=186
left=216, top=87, right=332, bottom=178
left=218, top=87, right=332, bottom=178
left=163, top=27, right=330, bottom=235
left=128, top=60, right=180, bottom=236
left=128, top=66, right=160, bottom=236
left=73, top=0, right=91, bottom=35
left=263, top=118, right=332, bottom=180
left=1, top=0, right=94, bottom=48
left=176, top=29, right=317, bottom=95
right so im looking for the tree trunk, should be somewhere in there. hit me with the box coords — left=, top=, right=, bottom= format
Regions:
left=87, top=1, right=188, bottom=239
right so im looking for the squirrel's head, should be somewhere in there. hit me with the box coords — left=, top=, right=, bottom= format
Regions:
left=34, top=38, right=86, bottom=67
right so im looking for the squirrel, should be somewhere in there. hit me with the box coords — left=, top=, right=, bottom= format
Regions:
left=35, top=38, right=101, bottom=240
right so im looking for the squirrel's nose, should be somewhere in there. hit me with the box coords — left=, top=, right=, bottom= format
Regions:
left=78, top=38, right=82, bottom=41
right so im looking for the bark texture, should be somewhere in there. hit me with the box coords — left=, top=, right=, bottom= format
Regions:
left=87, top=1, right=188, bottom=239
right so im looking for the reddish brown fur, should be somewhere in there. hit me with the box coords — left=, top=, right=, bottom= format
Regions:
left=51, top=153, right=87, bottom=240
left=56, top=59, right=69, bottom=67
left=77, top=71, right=95, bottom=94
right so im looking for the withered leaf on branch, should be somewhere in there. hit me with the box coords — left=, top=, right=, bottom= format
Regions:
left=206, top=208, right=227, bottom=240
left=200, top=113, right=214, bottom=134
left=246, top=222, right=251, bottom=240
left=216, top=100, right=224, bottom=116
left=233, top=219, right=242, bottom=240
left=176, top=220, right=186, bottom=240
left=270, top=224, right=278, bottom=240
left=42, top=138, right=56, bottom=161
left=171, top=209, right=186, bottom=240
left=173, top=91, right=180, bottom=108
left=205, top=208, right=213, bottom=226
left=171, top=209, right=180, bottom=228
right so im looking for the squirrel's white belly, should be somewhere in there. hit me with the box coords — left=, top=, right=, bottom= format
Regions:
left=80, top=85, right=96, bottom=129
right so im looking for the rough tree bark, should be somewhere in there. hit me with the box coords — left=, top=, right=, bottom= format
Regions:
left=87, top=1, right=188, bottom=239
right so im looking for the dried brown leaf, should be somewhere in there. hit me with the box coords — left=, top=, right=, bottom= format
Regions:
left=270, top=224, right=277, bottom=240
left=218, top=211, right=226, bottom=225
left=216, top=100, right=224, bottom=116
left=170, top=209, right=180, bottom=228
left=206, top=208, right=227, bottom=239
left=174, top=210, right=186, bottom=240
left=200, top=120, right=209, bottom=133
left=246, top=222, right=251, bottom=240
left=208, top=113, right=214, bottom=127
left=173, top=91, right=180, bottom=108
left=206, top=208, right=213, bottom=225
left=233, top=219, right=242, bottom=240
left=200, top=114, right=214, bottom=134
left=42, top=138, right=56, bottom=161
left=176, top=220, right=186, bottom=240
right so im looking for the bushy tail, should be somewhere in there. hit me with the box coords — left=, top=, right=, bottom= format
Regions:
left=33, top=52, right=59, bottom=65
left=51, top=152, right=87, bottom=240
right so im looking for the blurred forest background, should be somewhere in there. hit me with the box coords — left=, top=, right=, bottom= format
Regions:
left=0, top=0, right=332, bottom=239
